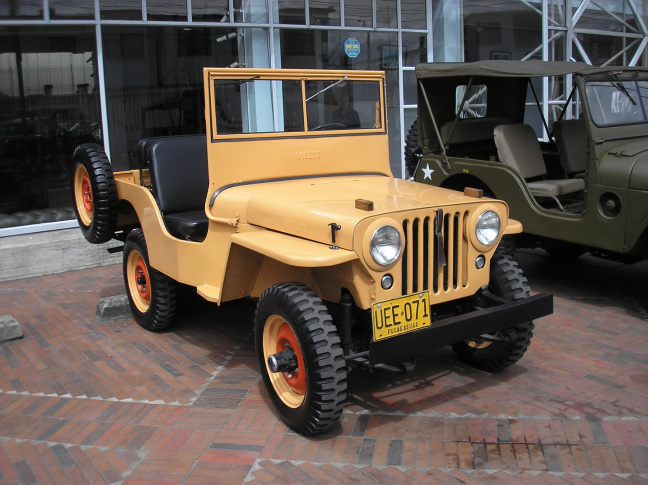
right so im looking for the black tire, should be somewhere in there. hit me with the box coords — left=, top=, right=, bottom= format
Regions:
left=255, top=282, right=347, bottom=435
left=404, top=119, right=419, bottom=178
left=123, top=229, right=177, bottom=331
left=71, top=143, right=118, bottom=244
left=453, top=250, right=535, bottom=371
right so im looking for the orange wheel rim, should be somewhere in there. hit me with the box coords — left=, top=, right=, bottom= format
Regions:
left=134, top=256, right=151, bottom=302
left=74, top=164, right=93, bottom=226
left=275, top=323, right=306, bottom=394
left=81, top=175, right=93, bottom=212
left=262, top=315, right=306, bottom=408
left=127, top=250, right=151, bottom=313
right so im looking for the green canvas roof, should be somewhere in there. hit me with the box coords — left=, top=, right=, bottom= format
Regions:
left=415, top=60, right=648, bottom=79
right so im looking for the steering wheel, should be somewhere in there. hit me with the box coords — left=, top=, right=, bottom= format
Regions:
left=310, top=122, right=348, bottom=131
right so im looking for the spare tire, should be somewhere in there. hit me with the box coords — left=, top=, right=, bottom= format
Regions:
left=71, top=143, right=118, bottom=244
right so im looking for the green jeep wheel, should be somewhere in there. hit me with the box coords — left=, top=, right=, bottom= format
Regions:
left=453, top=250, right=535, bottom=371
left=255, top=282, right=347, bottom=435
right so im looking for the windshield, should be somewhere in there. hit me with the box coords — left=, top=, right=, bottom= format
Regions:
left=585, top=78, right=648, bottom=127
left=213, top=76, right=383, bottom=136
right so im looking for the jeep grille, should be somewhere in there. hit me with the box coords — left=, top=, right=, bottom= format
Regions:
left=401, top=210, right=468, bottom=296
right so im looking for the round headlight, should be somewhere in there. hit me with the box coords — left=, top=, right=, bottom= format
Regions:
left=475, top=210, right=500, bottom=246
left=370, top=225, right=402, bottom=266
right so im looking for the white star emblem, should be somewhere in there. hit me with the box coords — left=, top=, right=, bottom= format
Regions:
left=422, top=163, right=434, bottom=180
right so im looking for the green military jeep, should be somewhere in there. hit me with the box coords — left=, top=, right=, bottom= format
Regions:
left=407, top=60, right=648, bottom=260
left=73, top=67, right=552, bottom=435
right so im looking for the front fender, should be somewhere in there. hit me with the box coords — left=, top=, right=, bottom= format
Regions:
left=230, top=229, right=358, bottom=267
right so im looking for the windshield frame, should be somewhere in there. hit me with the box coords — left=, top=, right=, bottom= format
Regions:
left=207, top=69, right=386, bottom=140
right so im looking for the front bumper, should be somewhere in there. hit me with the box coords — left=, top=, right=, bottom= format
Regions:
left=367, top=290, right=553, bottom=364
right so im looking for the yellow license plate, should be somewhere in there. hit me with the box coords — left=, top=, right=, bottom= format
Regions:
left=372, top=292, right=431, bottom=342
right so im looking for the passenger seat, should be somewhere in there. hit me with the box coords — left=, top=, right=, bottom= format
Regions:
left=493, top=124, right=585, bottom=211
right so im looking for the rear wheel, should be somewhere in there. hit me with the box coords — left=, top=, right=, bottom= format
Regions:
left=453, top=250, right=535, bottom=371
left=123, top=229, right=177, bottom=331
left=255, top=282, right=347, bottom=435
left=71, top=143, right=118, bottom=244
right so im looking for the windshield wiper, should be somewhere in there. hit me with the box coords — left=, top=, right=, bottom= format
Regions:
left=606, top=71, right=637, bottom=106
left=306, top=76, right=348, bottom=102
left=214, top=76, right=260, bottom=86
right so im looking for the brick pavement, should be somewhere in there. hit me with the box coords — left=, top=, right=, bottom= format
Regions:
left=0, top=249, right=646, bottom=484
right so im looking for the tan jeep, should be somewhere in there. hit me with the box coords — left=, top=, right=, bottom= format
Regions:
left=72, top=68, right=552, bottom=435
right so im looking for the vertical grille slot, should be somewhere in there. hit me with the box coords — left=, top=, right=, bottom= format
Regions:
left=402, top=210, right=467, bottom=297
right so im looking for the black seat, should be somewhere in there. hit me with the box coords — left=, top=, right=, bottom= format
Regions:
left=139, top=135, right=209, bottom=241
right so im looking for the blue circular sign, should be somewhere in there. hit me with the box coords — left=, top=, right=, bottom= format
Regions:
left=344, top=38, right=360, bottom=58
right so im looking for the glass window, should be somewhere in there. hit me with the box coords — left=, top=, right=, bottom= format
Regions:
left=345, top=0, right=372, bottom=28
left=401, top=0, right=426, bottom=30
left=585, top=79, right=648, bottom=127
left=402, top=32, right=428, bottom=67
left=192, top=0, right=229, bottom=22
left=310, top=0, right=340, bottom=26
left=50, top=0, right=95, bottom=20
left=147, top=0, right=187, bottom=21
left=275, top=0, right=305, bottom=24
left=0, top=0, right=43, bottom=19
left=100, top=0, right=142, bottom=20
left=376, top=0, right=397, bottom=28
left=0, top=27, right=99, bottom=228
left=102, top=26, right=248, bottom=170
left=235, top=1, right=268, bottom=23
left=461, top=0, right=541, bottom=61
left=403, top=70, right=417, bottom=105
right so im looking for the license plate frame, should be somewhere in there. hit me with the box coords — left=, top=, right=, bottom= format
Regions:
left=371, top=292, right=431, bottom=342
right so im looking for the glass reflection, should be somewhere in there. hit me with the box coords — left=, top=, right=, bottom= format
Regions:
left=0, top=0, right=42, bottom=19
left=0, top=27, right=99, bottom=228
left=147, top=0, right=187, bottom=21
left=102, top=26, right=249, bottom=170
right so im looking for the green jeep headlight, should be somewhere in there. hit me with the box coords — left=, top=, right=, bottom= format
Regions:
left=475, top=210, right=500, bottom=246
left=370, top=225, right=402, bottom=266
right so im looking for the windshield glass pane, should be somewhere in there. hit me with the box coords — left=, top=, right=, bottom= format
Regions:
left=213, top=79, right=303, bottom=134
left=585, top=79, right=648, bottom=127
left=305, top=80, right=382, bottom=131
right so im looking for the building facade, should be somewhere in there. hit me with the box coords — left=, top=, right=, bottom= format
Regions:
left=1, top=0, right=647, bottom=235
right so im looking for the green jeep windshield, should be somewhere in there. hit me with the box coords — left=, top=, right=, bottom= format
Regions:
left=585, top=78, right=648, bottom=127
left=213, top=77, right=382, bottom=135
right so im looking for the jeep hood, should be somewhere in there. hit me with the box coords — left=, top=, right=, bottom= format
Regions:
left=212, top=175, right=502, bottom=249
left=601, top=141, right=648, bottom=190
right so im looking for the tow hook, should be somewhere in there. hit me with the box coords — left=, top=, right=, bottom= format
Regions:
left=268, top=348, right=298, bottom=373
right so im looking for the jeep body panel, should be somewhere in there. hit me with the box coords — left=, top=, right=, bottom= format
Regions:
left=116, top=167, right=516, bottom=308
left=412, top=60, right=648, bottom=259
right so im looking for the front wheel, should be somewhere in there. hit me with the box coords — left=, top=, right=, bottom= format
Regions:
left=255, top=282, right=347, bottom=435
left=453, top=250, right=535, bottom=371
left=123, top=229, right=177, bottom=331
